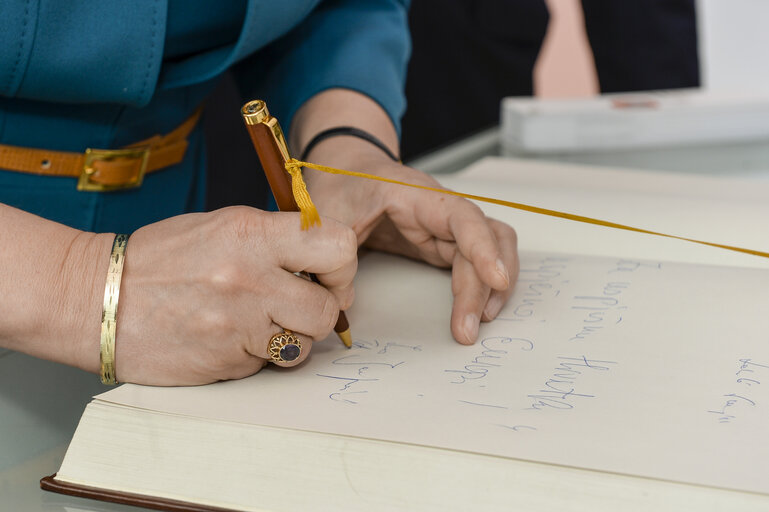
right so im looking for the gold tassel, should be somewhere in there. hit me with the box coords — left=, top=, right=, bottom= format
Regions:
left=285, top=159, right=322, bottom=230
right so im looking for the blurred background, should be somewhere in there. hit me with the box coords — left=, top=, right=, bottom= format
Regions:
left=204, top=0, right=769, bottom=209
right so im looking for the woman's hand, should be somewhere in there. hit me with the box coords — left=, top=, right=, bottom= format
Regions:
left=305, top=148, right=519, bottom=345
left=1, top=204, right=356, bottom=385
left=114, top=207, right=358, bottom=385
left=291, top=89, right=519, bottom=345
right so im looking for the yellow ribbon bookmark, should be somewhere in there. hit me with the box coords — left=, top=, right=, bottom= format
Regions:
left=284, top=158, right=769, bottom=260
left=285, top=162, right=321, bottom=229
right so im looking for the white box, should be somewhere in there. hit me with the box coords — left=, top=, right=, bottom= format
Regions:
left=501, top=89, right=769, bottom=155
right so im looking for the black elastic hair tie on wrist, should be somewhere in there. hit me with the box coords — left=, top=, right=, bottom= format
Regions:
left=299, top=126, right=400, bottom=162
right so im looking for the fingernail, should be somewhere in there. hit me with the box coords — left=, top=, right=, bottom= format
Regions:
left=496, top=258, right=510, bottom=287
left=463, top=313, right=479, bottom=344
left=483, top=295, right=504, bottom=320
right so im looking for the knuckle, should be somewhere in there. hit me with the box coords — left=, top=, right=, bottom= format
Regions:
left=463, top=200, right=485, bottom=218
left=501, top=223, right=518, bottom=245
left=436, top=240, right=458, bottom=267
left=492, top=218, right=518, bottom=245
left=451, top=277, right=462, bottom=297
left=333, top=226, right=359, bottom=262
left=207, top=261, right=247, bottom=293
left=196, top=308, right=236, bottom=339
left=219, top=206, right=270, bottom=247
left=449, top=196, right=484, bottom=220
left=317, top=292, right=340, bottom=338
left=509, top=227, right=518, bottom=246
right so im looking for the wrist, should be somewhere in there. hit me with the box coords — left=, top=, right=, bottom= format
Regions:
left=304, top=136, right=400, bottom=181
left=290, top=88, right=399, bottom=164
left=0, top=204, right=114, bottom=372
left=300, top=126, right=399, bottom=164
left=53, top=231, right=115, bottom=373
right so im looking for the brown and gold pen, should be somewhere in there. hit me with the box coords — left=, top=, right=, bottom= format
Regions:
left=241, top=99, right=352, bottom=348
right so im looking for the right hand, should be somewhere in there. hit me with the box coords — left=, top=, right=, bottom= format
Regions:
left=112, top=206, right=357, bottom=385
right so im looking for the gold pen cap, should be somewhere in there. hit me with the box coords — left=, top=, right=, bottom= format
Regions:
left=241, top=100, right=270, bottom=125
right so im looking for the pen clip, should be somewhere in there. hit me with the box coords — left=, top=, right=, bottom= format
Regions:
left=241, top=100, right=291, bottom=162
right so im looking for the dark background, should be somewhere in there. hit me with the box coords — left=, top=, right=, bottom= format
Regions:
left=204, top=0, right=700, bottom=211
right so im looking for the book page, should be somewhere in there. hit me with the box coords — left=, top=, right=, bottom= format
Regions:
left=100, top=251, right=769, bottom=495
left=438, top=157, right=769, bottom=270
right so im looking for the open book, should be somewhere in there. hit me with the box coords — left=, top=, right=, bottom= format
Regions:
left=43, top=159, right=769, bottom=511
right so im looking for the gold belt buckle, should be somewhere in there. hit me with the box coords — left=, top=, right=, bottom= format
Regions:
left=78, top=146, right=150, bottom=192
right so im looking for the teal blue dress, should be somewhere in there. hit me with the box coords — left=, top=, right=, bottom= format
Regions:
left=0, top=0, right=410, bottom=233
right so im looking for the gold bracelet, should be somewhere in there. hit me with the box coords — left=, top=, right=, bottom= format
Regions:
left=100, top=234, right=129, bottom=385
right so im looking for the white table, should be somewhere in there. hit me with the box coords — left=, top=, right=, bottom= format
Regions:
left=0, top=351, right=137, bottom=511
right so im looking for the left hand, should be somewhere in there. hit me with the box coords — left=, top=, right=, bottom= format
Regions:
left=290, top=89, right=519, bottom=345
left=303, top=140, right=519, bottom=345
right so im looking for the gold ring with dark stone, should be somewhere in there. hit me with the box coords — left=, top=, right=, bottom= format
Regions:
left=268, top=330, right=302, bottom=363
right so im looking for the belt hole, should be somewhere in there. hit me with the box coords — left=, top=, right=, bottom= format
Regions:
left=40, top=159, right=51, bottom=170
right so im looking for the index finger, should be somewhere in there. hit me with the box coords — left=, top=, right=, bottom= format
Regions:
left=441, top=198, right=511, bottom=291
left=258, top=212, right=359, bottom=291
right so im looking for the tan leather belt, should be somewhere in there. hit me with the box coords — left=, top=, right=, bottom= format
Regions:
left=0, top=109, right=201, bottom=191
